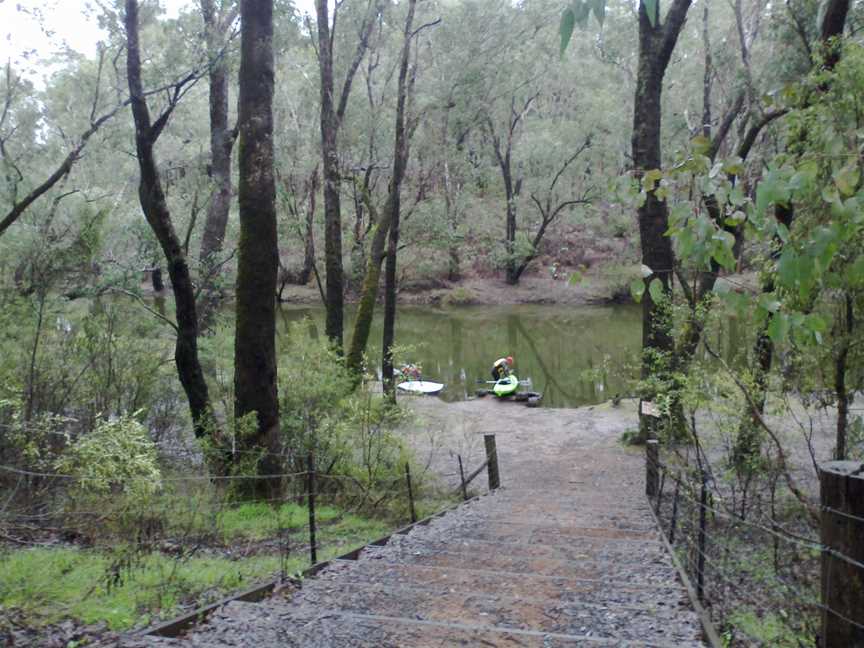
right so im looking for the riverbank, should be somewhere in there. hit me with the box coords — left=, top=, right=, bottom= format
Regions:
left=268, top=267, right=759, bottom=308
left=274, top=268, right=636, bottom=307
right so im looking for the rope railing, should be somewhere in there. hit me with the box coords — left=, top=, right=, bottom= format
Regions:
left=645, top=442, right=864, bottom=646
left=0, top=434, right=502, bottom=637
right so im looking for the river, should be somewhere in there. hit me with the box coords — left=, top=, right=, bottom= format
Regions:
left=276, top=304, right=643, bottom=408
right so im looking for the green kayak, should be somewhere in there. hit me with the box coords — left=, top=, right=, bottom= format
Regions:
left=492, top=374, right=519, bottom=398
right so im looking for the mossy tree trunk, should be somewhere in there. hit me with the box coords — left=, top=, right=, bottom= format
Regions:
left=381, top=0, right=419, bottom=401
left=631, top=0, right=692, bottom=442
left=234, top=0, right=281, bottom=497
left=345, top=193, right=392, bottom=377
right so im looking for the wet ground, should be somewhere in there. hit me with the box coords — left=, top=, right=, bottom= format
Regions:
left=121, top=398, right=707, bottom=647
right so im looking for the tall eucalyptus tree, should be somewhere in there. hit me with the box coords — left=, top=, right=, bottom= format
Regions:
left=234, top=0, right=281, bottom=494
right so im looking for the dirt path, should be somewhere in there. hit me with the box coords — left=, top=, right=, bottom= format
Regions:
left=124, top=399, right=707, bottom=647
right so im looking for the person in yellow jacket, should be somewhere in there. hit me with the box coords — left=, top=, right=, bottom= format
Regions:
left=491, top=356, right=513, bottom=381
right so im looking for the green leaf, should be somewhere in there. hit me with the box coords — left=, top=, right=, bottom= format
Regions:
left=722, top=157, right=746, bottom=176
left=834, top=164, right=861, bottom=198
left=709, top=161, right=723, bottom=179
left=759, top=293, right=782, bottom=313
left=641, top=168, right=663, bottom=192
left=560, top=7, right=576, bottom=55
left=724, top=210, right=746, bottom=227
left=630, top=278, right=646, bottom=303
left=755, top=171, right=789, bottom=215
left=690, top=135, right=711, bottom=156
left=648, top=278, right=665, bottom=302
left=711, top=237, right=737, bottom=270
left=845, top=255, right=864, bottom=287
left=729, top=185, right=747, bottom=207
left=642, top=0, right=658, bottom=27
left=767, top=312, right=790, bottom=343
left=777, top=249, right=798, bottom=288
left=803, top=313, right=827, bottom=333
left=568, top=271, right=583, bottom=285
left=821, top=184, right=841, bottom=205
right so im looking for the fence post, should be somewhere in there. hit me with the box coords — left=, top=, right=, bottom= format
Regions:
left=655, top=469, right=666, bottom=515
left=696, top=470, right=708, bottom=603
left=307, top=453, right=317, bottom=565
left=278, top=524, right=290, bottom=582
left=457, top=454, right=468, bottom=501
left=405, top=462, right=417, bottom=523
left=669, top=473, right=681, bottom=544
left=484, top=434, right=500, bottom=490
left=646, top=439, right=659, bottom=497
left=819, top=461, right=864, bottom=647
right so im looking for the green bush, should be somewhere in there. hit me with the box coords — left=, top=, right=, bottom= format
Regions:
left=276, top=321, right=412, bottom=503
left=56, top=414, right=162, bottom=498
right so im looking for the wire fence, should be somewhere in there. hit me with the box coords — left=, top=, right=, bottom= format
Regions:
left=0, top=440, right=501, bottom=635
left=645, top=443, right=864, bottom=647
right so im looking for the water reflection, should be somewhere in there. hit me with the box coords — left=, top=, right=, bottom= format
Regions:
left=276, top=304, right=643, bottom=408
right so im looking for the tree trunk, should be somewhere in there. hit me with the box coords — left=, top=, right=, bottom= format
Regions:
left=442, top=155, right=460, bottom=280
left=198, top=0, right=237, bottom=268
left=234, top=0, right=281, bottom=496
left=631, top=0, right=692, bottom=441
left=701, top=3, right=711, bottom=139
left=124, top=0, right=214, bottom=441
left=504, top=189, right=518, bottom=285
left=151, top=266, right=164, bottom=292
left=298, top=167, right=319, bottom=285
left=835, top=294, right=854, bottom=460
left=345, top=195, right=393, bottom=376
left=381, top=0, right=417, bottom=401
left=316, top=0, right=344, bottom=351
left=492, top=140, right=518, bottom=285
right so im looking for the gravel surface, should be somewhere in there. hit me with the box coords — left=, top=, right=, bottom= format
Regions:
left=118, top=398, right=708, bottom=647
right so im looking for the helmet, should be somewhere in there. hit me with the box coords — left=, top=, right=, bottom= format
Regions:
left=506, top=356, right=513, bottom=364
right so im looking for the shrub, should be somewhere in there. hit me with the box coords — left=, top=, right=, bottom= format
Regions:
left=56, top=414, right=161, bottom=499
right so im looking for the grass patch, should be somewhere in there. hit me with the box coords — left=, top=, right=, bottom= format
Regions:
left=0, top=504, right=400, bottom=631
left=0, top=546, right=290, bottom=631
left=724, top=609, right=813, bottom=647
left=0, top=490, right=464, bottom=633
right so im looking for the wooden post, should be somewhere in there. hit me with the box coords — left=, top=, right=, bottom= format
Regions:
left=484, top=434, right=500, bottom=490
left=307, top=453, right=317, bottom=565
left=457, top=454, right=468, bottom=501
left=646, top=439, right=659, bottom=497
left=696, top=471, right=708, bottom=603
left=278, top=524, right=289, bottom=582
left=669, top=473, right=681, bottom=544
left=405, top=462, right=417, bottom=523
left=655, top=469, right=666, bottom=515
left=820, top=461, right=864, bottom=647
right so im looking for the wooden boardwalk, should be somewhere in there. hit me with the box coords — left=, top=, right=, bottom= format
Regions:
left=131, top=400, right=709, bottom=647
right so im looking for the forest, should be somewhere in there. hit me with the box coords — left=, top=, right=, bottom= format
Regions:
left=1, top=0, right=863, bottom=645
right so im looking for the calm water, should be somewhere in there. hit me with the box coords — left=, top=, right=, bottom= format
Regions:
left=276, top=304, right=643, bottom=408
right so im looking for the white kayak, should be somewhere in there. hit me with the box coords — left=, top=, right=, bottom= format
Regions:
left=397, top=380, right=445, bottom=395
